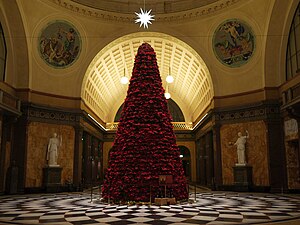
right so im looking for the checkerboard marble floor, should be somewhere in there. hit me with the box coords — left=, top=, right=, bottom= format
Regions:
left=0, top=192, right=300, bottom=224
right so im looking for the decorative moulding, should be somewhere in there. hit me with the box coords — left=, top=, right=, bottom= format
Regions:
left=49, top=0, right=244, bottom=23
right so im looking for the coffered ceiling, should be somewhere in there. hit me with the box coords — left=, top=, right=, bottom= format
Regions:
left=82, top=32, right=213, bottom=122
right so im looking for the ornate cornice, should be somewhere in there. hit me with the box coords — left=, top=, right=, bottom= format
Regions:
left=48, top=0, right=243, bottom=23
left=21, top=103, right=81, bottom=125
left=212, top=101, right=281, bottom=124
left=21, top=103, right=106, bottom=138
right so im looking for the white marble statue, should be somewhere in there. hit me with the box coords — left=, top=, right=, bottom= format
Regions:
left=233, top=130, right=249, bottom=165
left=47, top=133, right=62, bottom=167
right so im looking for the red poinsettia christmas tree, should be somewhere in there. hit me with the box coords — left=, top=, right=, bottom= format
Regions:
left=102, top=43, right=188, bottom=202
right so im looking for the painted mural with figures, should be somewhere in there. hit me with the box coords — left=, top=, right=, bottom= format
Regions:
left=39, top=20, right=81, bottom=68
left=213, top=19, right=255, bottom=67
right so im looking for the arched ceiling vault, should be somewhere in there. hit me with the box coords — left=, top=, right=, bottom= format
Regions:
left=82, top=32, right=213, bottom=122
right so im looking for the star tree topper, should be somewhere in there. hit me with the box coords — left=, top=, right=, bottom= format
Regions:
left=135, top=8, right=155, bottom=29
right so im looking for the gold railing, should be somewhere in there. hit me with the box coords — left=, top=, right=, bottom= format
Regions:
left=172, top=122, right=193, bottom=130
left=106, top=122, right=119, bottom=130
left=106, top=122, right=193, bottom=131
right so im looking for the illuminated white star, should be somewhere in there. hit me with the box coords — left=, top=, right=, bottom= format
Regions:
left=135, top=8, right=155, bottom=29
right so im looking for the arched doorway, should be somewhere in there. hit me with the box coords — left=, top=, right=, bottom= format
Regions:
left=196, top=131, right=214, bottom=188
left=81, top=132, right=103, bottom=188
left=179, top=146, right=191, bottom=180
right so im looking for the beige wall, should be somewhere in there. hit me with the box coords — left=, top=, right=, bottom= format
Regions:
left=285, top=141, right=300, bottom=189
left=220, top=121, right=269, bottom=186
left=284, top=118, right=300, bottom=189
left=26, top=122, right=75, bottom=188
left=2, top=0, right=295, bottom=122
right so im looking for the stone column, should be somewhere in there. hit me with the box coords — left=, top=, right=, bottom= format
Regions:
left=266, top=118, right=286, bottom=192
left=212, top=124, right=222, bottom=189
left=12, top=118, right=28, bottom=193
left=73, top=126, right=83, bottom=190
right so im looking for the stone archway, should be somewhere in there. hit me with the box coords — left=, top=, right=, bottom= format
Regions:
left=81, top=32, right=213, bottom=124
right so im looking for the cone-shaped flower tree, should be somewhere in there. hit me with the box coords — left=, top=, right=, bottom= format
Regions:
left=102, top=43, right=188, bottom=202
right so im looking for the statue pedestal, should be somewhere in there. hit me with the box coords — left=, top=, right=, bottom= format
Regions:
left=233, top=165, right=253, bottom=191
left=43, top=166, right=62, bottom=193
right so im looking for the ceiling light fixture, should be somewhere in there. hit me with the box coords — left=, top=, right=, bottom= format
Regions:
left=120, top=68, right=129, bottom=84
left=166, top=67, right=174, bottom=83
left=164, top=84, right=171, bottom=99
left=135, top=0, right=154, bottom=29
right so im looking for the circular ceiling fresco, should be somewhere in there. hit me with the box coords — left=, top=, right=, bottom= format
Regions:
left=39, top=20, right=81, bottom=68
left=213, top=19, right=255, bottom=67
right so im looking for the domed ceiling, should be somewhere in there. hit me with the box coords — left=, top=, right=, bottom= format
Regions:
left=57, top=0, right=243, bottom=22
left=71, top=0, right=221, bottom=14
left=60, top=0, right=237, bottom=124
